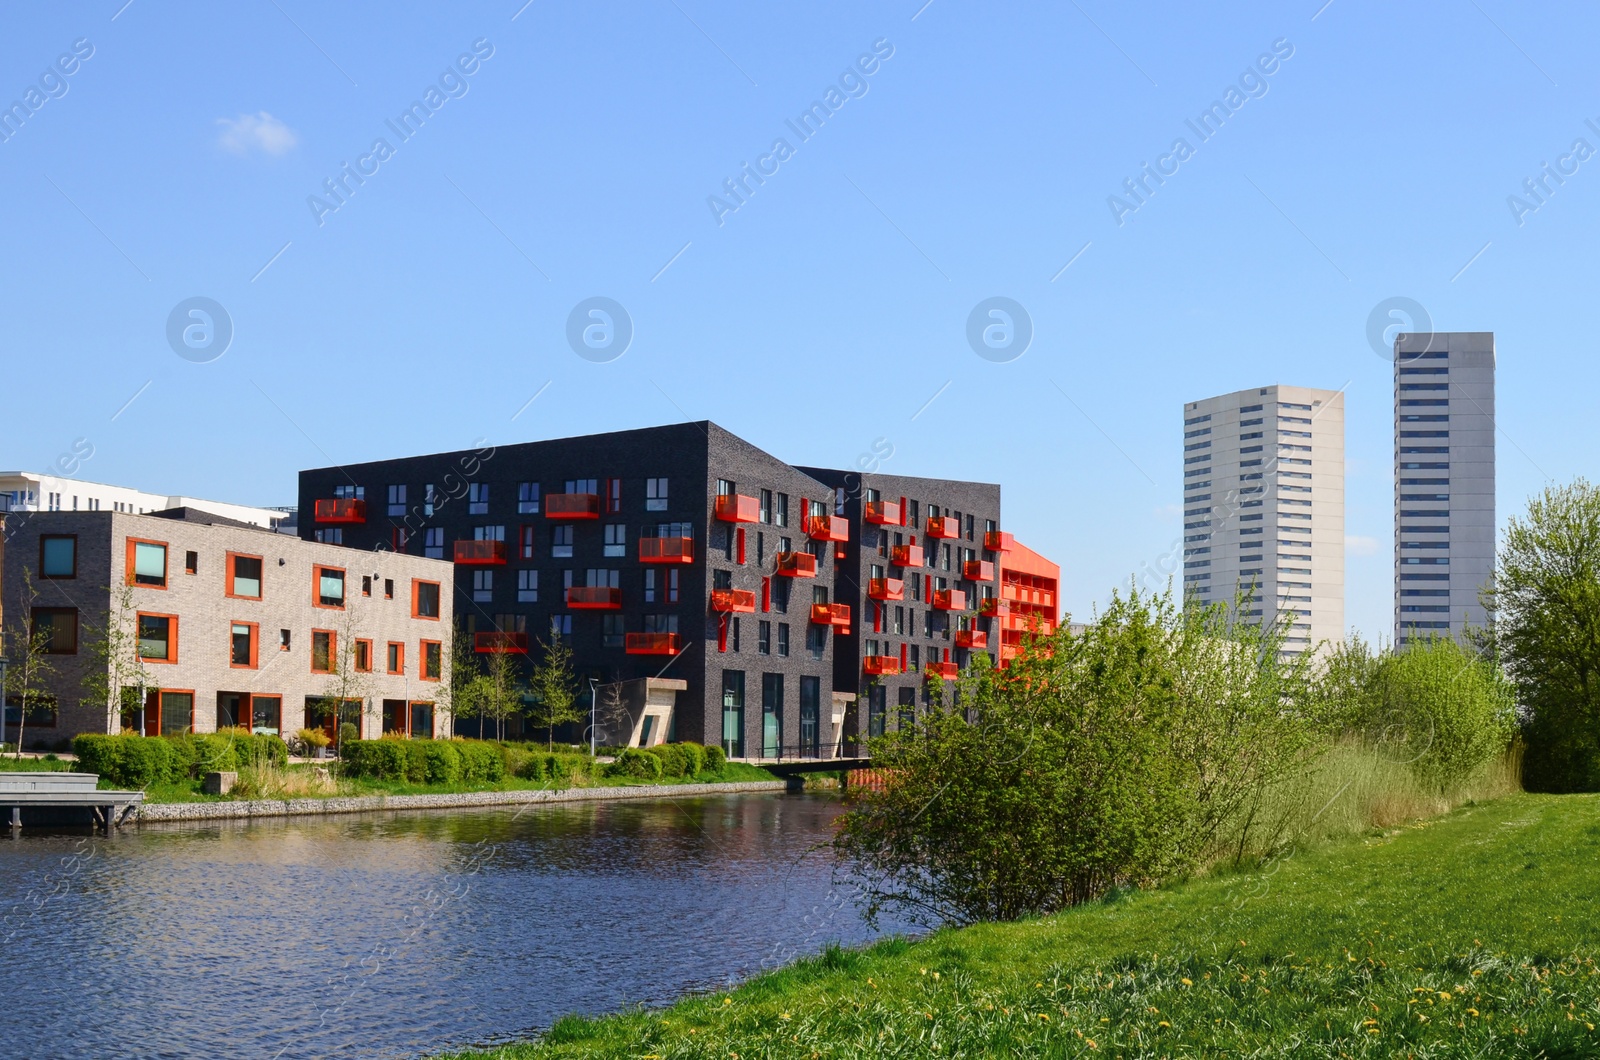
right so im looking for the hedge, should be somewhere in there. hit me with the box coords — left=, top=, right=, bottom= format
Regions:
left=73, top=731, right=288, bottom=788
left=605, top=748, right=663, bottom=779
left=341, top=738, right=527, bottom=784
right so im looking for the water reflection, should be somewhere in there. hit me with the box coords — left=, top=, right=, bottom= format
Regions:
left=0, top=793, right=898, bottom=1059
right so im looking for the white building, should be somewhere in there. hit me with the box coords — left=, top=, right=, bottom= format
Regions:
left=0, top=471, right=284, bottom=531
left=1182, top=384, right=1345, bottom=657
left=1392, top=332, right=1495, bottom=647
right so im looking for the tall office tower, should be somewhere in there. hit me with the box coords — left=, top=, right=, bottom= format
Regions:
left=1181, top=385, right=1345, bottom=657
left=1393, top=332, right=1495, bottom=647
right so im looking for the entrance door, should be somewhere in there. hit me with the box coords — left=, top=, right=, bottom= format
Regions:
left=761, top=673, right=783, bottom=758
left=799, top=676, right=820, bottom=758
left=382, top=699, right=407, bottom=735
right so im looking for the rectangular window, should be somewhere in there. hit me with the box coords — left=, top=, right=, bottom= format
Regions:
left=128, top=539, right=168, bottom=588
left=311, top=630, right=335, bottom=673
left=313, top=528, right=343, bottom=545
left=605, top=477, right=622, bottom=513
left=280, top=629, right=291, bottom=651
left=159, top=691, right=194, bottom=736
left=388, top=483, right=407, bottom=516
left=552, top=525, right=574, bottom=558
left=868, top=685, right=886, bottom=738
left=230, top=622, right=258, bottom=668
left=604, top=524, right=626, bottom=557
left=383, top=578, right=394, bottom=600
left=550, top=614, right=572, bottom=637
left=519, top=524, right=537, bottom=559
left=474, top=524, right=506, bottom=542
left=758, top=620, right=771, bottom=655
left=473, top=569, right=493, bottom=602
left=806, top=624, right=826, bottom=659
left=333, top=485, right=364, bottom=500
left=387, top=642, right=404, bottom=674
left=31, top=607, right=78, bottom=654
left=425, top=527, right=444, bottom=559
left=774, top=493, right=788, bottom=528
left=314, top=566, right=345, bottom=609
left=40, top=535, right=76, bottom=579
left=799, top=676, right=821, bottom=758
left=731, top=617, right=741, bottom=653
left=137, top=613, right=176, bottom=662
left=777, top=622, right=790, bottom=657
left=602, top=614, right=624, bottom=648
left=721, top=670, right=746, bottom=758
left=468, top=482, right=489, bottom=514
left=518, top=481, right=540, bottom=514
left=760, top=672, right=784, bottom=759
left=643, top=568, right=657, bottom=603
left=646, top=477, right=668, bottom=511
left=412, top=580, right=441, bottom=619
left=518, top=569, right=539, bottom=602
left=759, top=489, right=772, bottom=523
left=354, top=639, right=372, bottom=672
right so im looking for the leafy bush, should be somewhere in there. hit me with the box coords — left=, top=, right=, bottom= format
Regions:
left=545, top=752, right=590, bottom=783
left=338, top=722, right=360, bottom=750
left=605, top=748, right=662, bottom=779
left=342, top=739, right=409, bottom=780
left=73, top=734, right=177, bottom=787
left=704, top=743, right=727, bottom=772
left=457, top=740, right=505, bottom=782
left=678, top=741, right=707, bottom=776
left=648, top=743, right=688, bottom=778
left=1368, top=636, right=1516, bottom=790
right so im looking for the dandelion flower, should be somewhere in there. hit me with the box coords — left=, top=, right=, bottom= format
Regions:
left=1038, top=1013, right=1050, bottom=1022
left=1158, top=1020, right=1170, bottom=1028
left=1086, top=1040, right=1097, bottom=1049
left=1467, top=1009, right=1479, bottom=1017
left=780, top=1012, right=792, bottom=1021
left=723, top=997, right=733, bottom=1006
left=1181, top=978, right=1193, bottom=987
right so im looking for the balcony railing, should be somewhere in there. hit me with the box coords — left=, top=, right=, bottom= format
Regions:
left=314, top=498, right=366, bottom=523
left=927, top=660, right=959, bottom=680
left=864, top=500, right=901, bottom=525
left=863, top=655, right=902, bottom=676
left=984, top=530, right=1014, bottom=552
left=925, top=516, right=959, bottom=539
left=775, top=551, right=817, bottom=578
left=810, top=603, right=851, bottom=627
left=891, top=544, right=925, bottom=568
left=711, top=588, right=757, bottom=613
left=714, top=494, right=760, bottom=523
left=955, top=628, right=988, bottom=649
left=625, top=632, right=681, bottom=656
left=474, top=631, right=528, bottom=654
left=638, top=537, right=695, bottom=564
left=545, top=493, right=601, bottom=519
left=804, top=514, right=849, bottom=542
left=454, top=539, right=507, bottom=565
left=978, top=597, right=1010, bottom=618
left=567, top=585, right=622, bottom=610
left=963, top=560, right=996, bottom=582
left=867, top=577, right=904, bottom=601
left=932, top=589, right=968, bottom=611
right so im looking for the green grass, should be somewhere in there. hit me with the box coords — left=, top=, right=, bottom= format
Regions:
left=437, top=793, right=1600, bottom=1058
left=0, top=756, right=76, bottom=772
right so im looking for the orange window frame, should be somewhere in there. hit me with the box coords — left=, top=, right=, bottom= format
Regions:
left=125, top=537, right=170, bottom=590
left=145, top=688, right=197, bottom=736
left=386, top=641, right=405, bottom=675
left=354, top=638, right=373, bottom=673
left=411, top=578, right=442, bottom=620
left=312, top=564, right=347, bottom=610
left=229, top=620, right=260, bottom=669
left=419, top=639, right=442, bottom=681
left=226, top=551, right=264, bottom=600
left=310, top=628, right=337, bottom=674
left=136, top=611, right=180, bottom=664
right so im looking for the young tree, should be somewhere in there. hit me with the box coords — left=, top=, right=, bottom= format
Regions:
left=318, top=608, right=373, bottom=758
left=444, top=629, right=484, bottom=738
left=528, top=632, right=581, bottom=750
left=3, top=570, right=57, bottom=758
left=473, top=645, right=526, bottom=742
left=82, top=583, right=151, bottom=735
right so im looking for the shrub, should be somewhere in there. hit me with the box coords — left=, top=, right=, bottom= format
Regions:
left=648, top=743, right=688, bottom=778
left=297, top=727, right=331, bottom=750
left=338, top=723, right=360, bottom=750
left=677, top=741, right=707, bottom=777
left=703, top=743, right=727, bottom=772
left=545, top=752, right=590, bottom=784
left=73, top=734, right=177, bottom=788
left=457, top=740, right=505, bottom=783
left=419, top=740, right=462, bottom=784
left=606, top=748, right=662, bottom=779
left=342, top=739, right=409, bottom=780
left=502, top=744, right=543, bottom=781
left=1369, top=636, right=1516, bottom=791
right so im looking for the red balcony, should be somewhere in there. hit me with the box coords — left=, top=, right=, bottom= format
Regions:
left=891, top=544, right=925, bottom=568
left=775, top=551, right=817, bottom=578
left=715, top=494, right=760, bottom=523
left=867, top=577, right=905, bottom=601
left=955, top=628, right=988, bottom=649
left=639, top=537, right=695, bottom=564
left=863, top=655, right=902, bottom=676
left=711, top=588, right=757, bottom=613
left=927, top=660, right=959, bottom=680
left=963, top=560, right=996, bottom=582
left=314, top=498, right=366, bottom=523
left=474, top=631, right=528, bottom=654
left=805, top=514, right=849, bottom=542
left=979, top=597, right=1010, bottom=618
left=984, top=531, right=1014, bottom=552
left=625, top=632, right=681, bottom=656
left=932, top=589, right=967, bottom=611
left=546, top=493, right=600, bottom=520
left=454, top=539, right=507, bottom=565
left=568, top=586, right=622, bottom=610
left=864, top=500, right=901, bottom=525
left=926, top=516, right=959, bottom=539
left=810, top=603, right=851, bottom=627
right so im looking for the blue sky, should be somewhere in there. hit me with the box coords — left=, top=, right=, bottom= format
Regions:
left=2, top=0, right=1594, bottom=644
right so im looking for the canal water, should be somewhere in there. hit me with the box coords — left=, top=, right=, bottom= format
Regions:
left=0, top=793, right=899, bottom=1059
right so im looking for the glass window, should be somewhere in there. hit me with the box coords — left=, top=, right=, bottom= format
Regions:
left=604, top=524, right=626, bottom=557
left=868, top=685, right=886, bottom=738
left=602, top=614, right=624, bottom=648
left=410, top=702, right=434, bottom=738
left=468, top=482, right=489, bottom=514
left=799, top=676, right=821, bottom=757
left=473, top=570, right=493, bottom=602
left=312, top=630, right=334, bottom=673
left=518, top=482, right=540, bottom=513
left=316, top=567, right=345, bottom=608
left=806, top=624, right=826, bottom=659
left=422, top=640, right=442, bottom=680
left=387, top=484, right=407, bottom=516
left=759, top=489, right=772, bottom=523
left=762, top=672, right=783, bottom=758
left=132, top=541, right=167, bottom=587
left=32, top=608, right=78, bottom=654
left=387, top=642, right=404, bottom=674
left=552, top=525, right=573, bottom=558
left=231, top=554, right=262, bottom=598
left=160, top=691, right=193, bottom=736
left=230, top=623, right=255, bottom=667
left=518, top=569, right=539, bottom=602
left=138, top=614, right=174, bottom=661
left=646, top=477, right=668, bottom=510
left=774, top=493, right=788, bottom=528
left=565, top=478, right=598, bottom=495
left=354, top=640, right=372, bottom=672
left=758, top=620, right=771, bottom=655
left=251, top=696, right=282, bottom=735
left=413, top=580, right=441, bottom=619
left=777, top=622, right=789, bottom=657
left=424, top=527, right=444, bottom=559
left=40, top=535, right=75, bottom=578
left=721, top=670, right=745, bottom=758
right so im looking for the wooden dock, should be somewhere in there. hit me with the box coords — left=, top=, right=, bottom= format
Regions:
left=0, top=772, right=145, bottom=833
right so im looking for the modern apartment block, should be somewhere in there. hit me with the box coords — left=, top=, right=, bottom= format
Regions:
left=1392, top=332, right=1495, bottom=646
left=0, top=471, right=286, bottom=529
left=298, top=423, right=1059, bottom=759
left=1181, top=385, right=1345, bottom=656
left=1, top=508, right=455, bottom=747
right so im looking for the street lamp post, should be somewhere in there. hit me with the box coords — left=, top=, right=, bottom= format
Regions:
left=587, top=677, right=598, bottom=757
left=0, top=655, right=10, bottom=751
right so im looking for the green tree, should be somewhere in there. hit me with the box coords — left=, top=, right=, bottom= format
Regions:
left=1492, top=478, right=1600, bottom=791
left=1371, top=635, right=1516, bottom=791
left=528, top=631, right=581, bottom=750
left=470, top=644, right=526, bottom=742
left=3, top=569, right=57, bottom=757
left=82, top=583, right=151, bottom=735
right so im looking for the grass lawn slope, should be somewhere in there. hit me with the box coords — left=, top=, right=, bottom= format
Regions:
left=441, top=793, right=1600, bottom=1057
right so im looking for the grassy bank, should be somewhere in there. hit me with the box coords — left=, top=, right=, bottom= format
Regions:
left=439, top=790, right=1600, bottom=1057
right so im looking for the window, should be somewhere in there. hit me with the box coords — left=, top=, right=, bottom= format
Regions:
left=806, top=624, right=826, bottom=659
left=604, top=524, right=626, bottom=557
left=384, top=578, right=394, bottom=599
left=475, top=524, right=506, bottom=542
left=774, top=492, right=788, bottom=528
left=868, top=685, right=886, bottom=738
left=354, top=639, right=372, bottom=672
left=721, top=670, right=746, bottom=758
left=717, top=479, right=735, bottom=497
left=520, top=524, right=537, bottom=560
left=412, top=579, right=441, bottom=619
left=777, top=622, right=790, bottom=657
left=646, top=477, right=668, bottom=511
left=518, top=569, right=539, bottom=602
left=730, top=617, right=741, bottom=653
left=314, top=528, right=343, bottom=545
left=566, top=478, right=599, bottom=495
left=799, top=676, right=821, bottom=757
left=388, top=484, right=407, bottom=516
left=314, top=566, right=346, bottom=609
left=158, top=691, right=194, bottom=736
left=31, top=607, right=78, bottom=654
left=40, top=535, right=76, bottom=579
left=138, top=613, right=177, bottom=662
left=473, top=570, right=493, bottom=602
left=759, top=489, right=772, bottom=523
left=550, top=614, right=572, bottom=637
left=179, top=549, right=196, bottom=575
left=552, top=525, right=574, bottom=558
left=230, top=622, right=258, bottom=668
left=643, top=568, right=657, bottom=603
left=713, top=568, right=732, bottom=591
left=468, top=482, right=489, bottom=514
left=602, top=615, right=625, bottom=648
left=762, top=672, right=783, bottom=758
left=605, top=477, right=622, bottom=513
left=361, top=575, right=372, bottom=597
left=280, top=629, right=292, bottom=651
left=421, top=640, right=442, bottom=681
left=311, top=630, right=335, bottom=673
left=758, top=620, right=771, bottom=655
left=518, top=482, right=540, bottom=513
left=128, top=539, right=168, bottom=588
left=387, top=642, right=404, bottom=674
left=334, top=485, right=365, bottom=500
left=424, top=527, right=444, bottom=559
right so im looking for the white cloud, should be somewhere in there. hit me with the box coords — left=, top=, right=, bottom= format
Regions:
left=1345, top=534, right=1380, bottom=556
left=217, top=111, right=298, bottom=156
